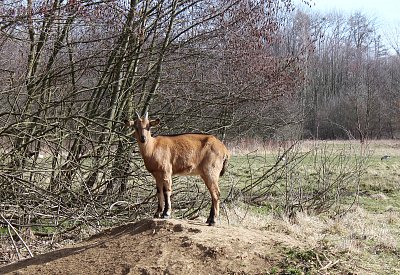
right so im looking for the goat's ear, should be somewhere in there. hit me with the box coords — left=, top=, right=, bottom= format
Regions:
left=124, top=120, right=135, bottom=127
left=149, top=118, right=160, bottom=127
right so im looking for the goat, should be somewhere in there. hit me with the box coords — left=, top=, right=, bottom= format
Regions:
left=125, top=112, right=230, bottom=225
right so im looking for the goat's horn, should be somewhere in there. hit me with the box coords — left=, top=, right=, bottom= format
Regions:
left=144, top=111, right=148, bottom=120
left=135, top=111, right=141, bottom=119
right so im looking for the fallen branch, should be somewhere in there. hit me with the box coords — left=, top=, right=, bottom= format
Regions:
left=319, top=259, right=340, bottom=271
left=1, top=214, right=34, bottom=258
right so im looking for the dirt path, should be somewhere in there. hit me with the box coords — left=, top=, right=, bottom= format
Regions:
left=0, top=218, right=305, bottom=275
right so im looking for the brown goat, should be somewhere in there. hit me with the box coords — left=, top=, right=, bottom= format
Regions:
left=125, top=112, right=230, bottom=225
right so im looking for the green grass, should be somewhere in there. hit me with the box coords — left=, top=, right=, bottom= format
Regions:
left=0, top=227, right=8, bottom=236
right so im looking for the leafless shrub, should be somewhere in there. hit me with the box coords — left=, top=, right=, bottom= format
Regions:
left=231, top=140, right=369, bottom=218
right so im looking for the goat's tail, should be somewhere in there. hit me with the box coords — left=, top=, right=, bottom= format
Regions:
left=220, top=153, right=230, bottom=177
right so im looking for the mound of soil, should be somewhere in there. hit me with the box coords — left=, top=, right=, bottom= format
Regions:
left=0, top=218, right=303, bottom=274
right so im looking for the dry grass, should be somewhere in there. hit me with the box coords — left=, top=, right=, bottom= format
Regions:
left=224, top=203, right=399, bottom=253
left=228, top=138, right=400, bottom=157
left=220, top=204, right=275, bottom=229
left=223, top=203, right=400, bottom=274
left=226, top=138, right=294, bottom=155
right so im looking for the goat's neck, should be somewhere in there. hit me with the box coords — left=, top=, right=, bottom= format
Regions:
left=138, top=135, right=155, bottom=159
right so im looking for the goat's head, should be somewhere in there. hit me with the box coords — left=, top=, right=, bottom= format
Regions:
left=125, top=112, right=160, bottom=144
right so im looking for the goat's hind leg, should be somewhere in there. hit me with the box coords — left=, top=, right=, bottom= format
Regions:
left=202, top=175, right=221, bottom=226
left=207, top=187, right=220, bottom=226
left=206, top=206, right=216, bottom=225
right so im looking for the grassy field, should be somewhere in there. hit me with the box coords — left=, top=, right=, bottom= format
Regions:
left=218, top=140, right=400, bottom=274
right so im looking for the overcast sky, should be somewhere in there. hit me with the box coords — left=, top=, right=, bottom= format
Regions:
left=305, top=0, right=400, bottom=26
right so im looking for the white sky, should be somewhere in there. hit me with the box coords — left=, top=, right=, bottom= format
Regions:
left=294, top=0, right=400, bottom=54
left=307, top=0, right=400, bottom=26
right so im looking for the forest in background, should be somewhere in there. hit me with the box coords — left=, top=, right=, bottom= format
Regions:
left=1, top=0, right=400, bottom=265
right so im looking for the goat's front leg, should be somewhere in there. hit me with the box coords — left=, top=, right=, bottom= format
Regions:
left=154, top=172, right=172, bottom=219
left=154, top=178, right=164, bottom=218
left=162, top=175, right=172, bottom=218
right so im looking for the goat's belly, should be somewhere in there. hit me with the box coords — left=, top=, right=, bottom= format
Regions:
left=173, top=166, right=199, bottom=176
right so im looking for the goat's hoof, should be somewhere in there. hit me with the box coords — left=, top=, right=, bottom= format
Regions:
left=206, top=218, right=216, bottom=226
left=206, top=217, right=215, bottom=225
left=161, top=213, right=170, bottom=219
left=154, top=213, right=162, bottom=218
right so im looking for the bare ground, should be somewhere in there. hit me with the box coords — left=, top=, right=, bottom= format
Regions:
left=0, top=218, right=308, bottom=275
